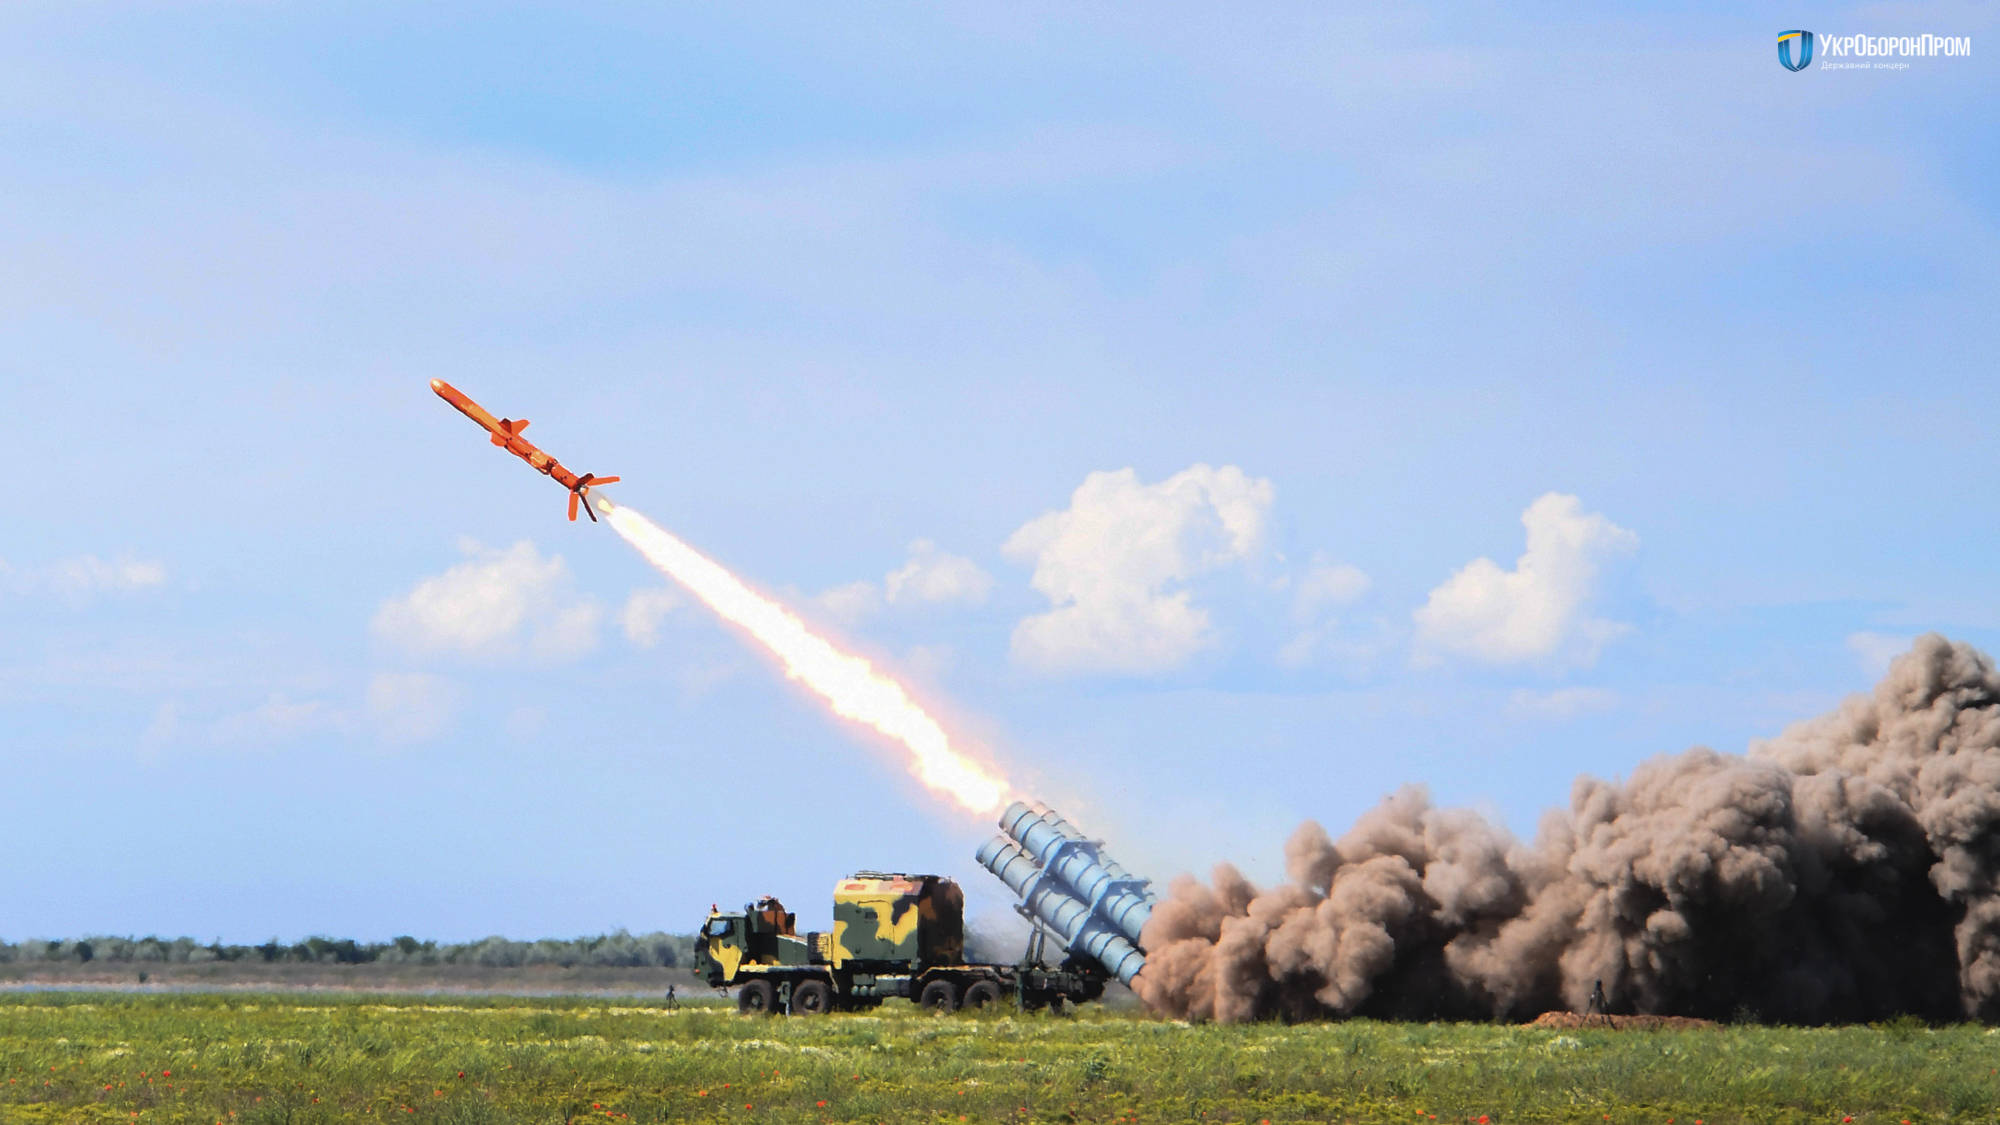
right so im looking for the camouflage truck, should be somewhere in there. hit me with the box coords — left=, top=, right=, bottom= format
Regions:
left=695, top=871, right=1109, bottom=1014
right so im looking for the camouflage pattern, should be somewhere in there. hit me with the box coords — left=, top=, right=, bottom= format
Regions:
left=695, top=896, right=817, bottom=987
left=829, top=873, right=963, bottom=970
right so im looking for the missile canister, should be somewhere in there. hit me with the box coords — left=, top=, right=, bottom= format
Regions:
left=996, top=801, right=1154, bottom=949
left=974, top=835, right=1147, bottom=984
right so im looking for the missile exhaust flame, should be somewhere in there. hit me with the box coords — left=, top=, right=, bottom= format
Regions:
left=597, top=496, right=1011, bottom=816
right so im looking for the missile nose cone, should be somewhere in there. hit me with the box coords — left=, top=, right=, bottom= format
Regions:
left=430, top=379, right=445, bottom=391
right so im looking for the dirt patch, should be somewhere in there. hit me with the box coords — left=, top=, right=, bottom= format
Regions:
left=1529, top=1011, right=1721, bottom=1031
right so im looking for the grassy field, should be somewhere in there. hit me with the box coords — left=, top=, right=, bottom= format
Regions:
left=2, top=993, right=1997, bottom=1125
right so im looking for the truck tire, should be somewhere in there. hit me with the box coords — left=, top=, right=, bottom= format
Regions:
left=962, top=980, right=1004, bottom=1010
left=918, top=978, right=960, bottom=1013
left=793, top=979, right=833, bottom=1015
left=737, top=979, right=776, bottom=1015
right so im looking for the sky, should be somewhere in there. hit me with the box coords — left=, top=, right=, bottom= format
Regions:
left=3, top=2, right=1996, bottom=945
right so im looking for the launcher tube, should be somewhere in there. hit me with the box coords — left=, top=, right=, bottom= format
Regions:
left=996, top=801, right=1154, bottom=948
left=975, top=836, right=1147, bottom=984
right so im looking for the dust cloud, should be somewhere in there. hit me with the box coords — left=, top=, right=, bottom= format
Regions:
left=1135, top=635, right=2000, bottom=1023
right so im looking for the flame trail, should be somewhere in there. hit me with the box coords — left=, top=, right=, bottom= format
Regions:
left=598, top=497, right=1011, bottom=816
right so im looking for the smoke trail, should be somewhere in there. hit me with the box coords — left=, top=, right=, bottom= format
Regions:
left=597, top=498, right=1011, bottom=816
left=1135, top=635, right=2000, bottom=1023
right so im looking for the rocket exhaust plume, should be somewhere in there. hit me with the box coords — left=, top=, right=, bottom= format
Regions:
left=597, top=497, right=1011, bottom=816
left=1136, top=635, right=2000, bottom=1024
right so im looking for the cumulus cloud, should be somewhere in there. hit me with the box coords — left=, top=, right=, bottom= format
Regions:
left=812, top=580, right=882, bottom=626
left=2, top=553, right=167, bottom=600
left=366, top=672, right=456, bottom=744
left=1293, top=558, right=1371, bottom=617
left=208, top=694, right=342, bottom=745
left=1506, top=685, right=1619, bottom=720
left=1412, top=492, right=1636, bottom=668
left=885, top=540, right=993, bottom=606
left=373, top=539, right=601, bottom=662
left=1278, top=556, right=1374, bottom=668
left=1005, top=464, right=1274, bottom=675
left=619, top=587, right=684, bottom=648
left=810, top=540, right=994, bottom=625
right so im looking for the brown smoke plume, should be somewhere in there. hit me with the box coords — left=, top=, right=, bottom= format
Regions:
left=1134, top=634, right=2000, bottom=1023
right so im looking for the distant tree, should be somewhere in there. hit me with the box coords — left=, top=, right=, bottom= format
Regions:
left=10, top=930, right=696, bottom=968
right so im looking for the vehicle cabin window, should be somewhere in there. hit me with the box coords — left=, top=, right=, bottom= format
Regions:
left=705, top=918, right=734, bottom=938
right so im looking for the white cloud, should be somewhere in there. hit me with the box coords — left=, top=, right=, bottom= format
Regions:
left=1846, top=631, right=1913, bottom=679
left=885, top=540, right=993, bottom=606
left=1278, top=556, right=1374, bottom=669
left=1506, top=686, right=1619, bottom=721
left=2, top=553, right=167, bottom=601
left=1005, top=464, right=1274, bottom=675
left=209, top=694, right=341, bottom=745
left=1293, top=558, right=1371, bottom=618
left=812, top=580, right=882, bottom=626
left=366, top=672, right=456, bottom=745
left=809, top=540, right=995, bottom=626
left=1413, top=493, right=1637, bottom=668
left=373, top=539, right=601, bottom=662
left=619, top=587, right=684, bottom=648
left=1278, top=617, right=1399, bottom=674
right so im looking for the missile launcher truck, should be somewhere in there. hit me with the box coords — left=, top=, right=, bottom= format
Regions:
left=696, top=802, right=1156, bottom=1015
left=695, top=872, right=1109, bottom=1013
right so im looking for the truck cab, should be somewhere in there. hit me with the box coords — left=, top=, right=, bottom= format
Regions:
left=695, top=896, right=819, bottom=988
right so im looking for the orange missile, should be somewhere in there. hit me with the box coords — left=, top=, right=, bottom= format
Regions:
left=430, top=379, right=619, bottom=522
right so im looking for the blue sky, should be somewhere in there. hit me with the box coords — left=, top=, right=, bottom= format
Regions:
left=3, top=2, right=1995, bottom=944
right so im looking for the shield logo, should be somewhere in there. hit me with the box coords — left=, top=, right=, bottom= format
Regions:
left=1778, top=30, right=1814, bottom=71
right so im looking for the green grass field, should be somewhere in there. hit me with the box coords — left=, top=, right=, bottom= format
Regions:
left=2, top=992, right=1996, bottom=1124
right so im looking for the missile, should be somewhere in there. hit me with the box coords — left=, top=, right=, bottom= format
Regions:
left=430, top=379, right=619, bottom=522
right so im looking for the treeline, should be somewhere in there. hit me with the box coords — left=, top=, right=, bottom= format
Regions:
left=0, top=931, right=697, bottom=969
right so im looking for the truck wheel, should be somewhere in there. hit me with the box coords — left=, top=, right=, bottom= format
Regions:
left=918, top=978, right=960, bottom=1013
left=793, top=979, right=833, bottom=1015
left=962, top=981, right=1004, bottom=1011
left=737, top=979, right=776, bottom=1015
